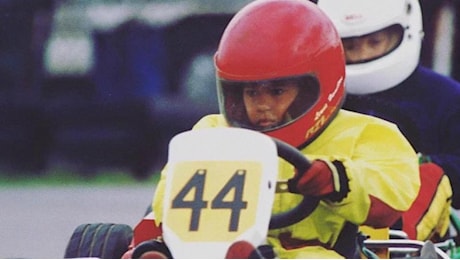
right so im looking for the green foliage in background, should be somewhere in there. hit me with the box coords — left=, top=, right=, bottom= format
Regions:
left=0, top=168, right=160, bottom=187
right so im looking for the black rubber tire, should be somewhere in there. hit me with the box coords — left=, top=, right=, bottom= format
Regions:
left=64, top=223, right=133, bottom=259
left=132, top=240, right=172, bottom=259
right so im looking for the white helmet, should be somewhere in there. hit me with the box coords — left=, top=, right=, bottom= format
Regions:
left=318, top=0, right=424, bottom=94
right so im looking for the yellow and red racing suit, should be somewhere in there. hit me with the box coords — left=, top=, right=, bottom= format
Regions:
left=152, top=109, right=420, bottom=258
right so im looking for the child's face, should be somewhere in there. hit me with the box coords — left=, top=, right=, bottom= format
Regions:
left=342, top=26, right=402, bottom=64
left=243, top=82, right=299, bottom=130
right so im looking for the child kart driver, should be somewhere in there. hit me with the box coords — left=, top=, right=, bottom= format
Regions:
left=131, top=0, right=420, bottom=258
left=317, top=0, right=454, bottom=242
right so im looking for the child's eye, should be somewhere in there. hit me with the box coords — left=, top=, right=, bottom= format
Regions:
left=368, top=38, right=384, bottom=47
left=244, top=89, right=258, bottom=97
left=343, top=42, right=357, bottom=51
left=271, top=88, right=285, bottom=96
left=367, top=33, right=387, bottom=47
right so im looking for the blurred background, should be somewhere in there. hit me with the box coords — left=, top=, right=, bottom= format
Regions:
left=0, top=0, right=459, bottom=180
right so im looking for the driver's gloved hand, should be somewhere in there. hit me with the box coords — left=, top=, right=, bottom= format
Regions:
left=292, top=159, right=339, bottom=198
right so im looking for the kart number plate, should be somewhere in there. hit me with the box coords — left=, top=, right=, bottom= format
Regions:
left=165, top=160, right=262, bottom=242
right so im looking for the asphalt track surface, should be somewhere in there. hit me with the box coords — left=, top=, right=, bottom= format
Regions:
left=0, top=185, right=156, bottom=259
left=3, top=185, right=460, bottom=259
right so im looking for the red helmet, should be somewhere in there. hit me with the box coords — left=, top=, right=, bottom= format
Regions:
left=215, top=0, right=346, bottom=148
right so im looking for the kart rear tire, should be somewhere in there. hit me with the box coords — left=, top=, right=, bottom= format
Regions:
left=64, top=223, right=133, bottom=259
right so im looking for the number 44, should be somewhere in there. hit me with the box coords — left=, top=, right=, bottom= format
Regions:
left=171, top=169, right=248, bottom=232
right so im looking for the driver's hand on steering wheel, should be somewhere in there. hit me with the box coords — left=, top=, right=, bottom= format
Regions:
left=291, top=159, right=340, bottom=198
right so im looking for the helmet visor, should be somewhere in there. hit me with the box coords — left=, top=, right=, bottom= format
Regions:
left=218, top=74, right=320, bottom=132
left=342, top=24, right=404, bottom=64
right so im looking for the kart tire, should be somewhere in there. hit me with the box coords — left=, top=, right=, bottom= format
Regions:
left=64, top=223, right=133, bottom=259
left=132, top=240, right=172, bottom=259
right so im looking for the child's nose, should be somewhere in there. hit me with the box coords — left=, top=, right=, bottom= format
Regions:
left=357, top=42, right=381, bottom=60
left=358, top=48, right=375, bottom=60
left=255, top=93, right=274, bottom=110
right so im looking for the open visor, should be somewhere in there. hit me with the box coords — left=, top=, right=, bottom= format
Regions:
left=217, top=74, right=320, bottom=132
left=342, top=24, right=405, bottom=64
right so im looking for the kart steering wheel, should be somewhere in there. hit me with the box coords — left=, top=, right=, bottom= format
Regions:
left=268, top=138, right=320, bottom=229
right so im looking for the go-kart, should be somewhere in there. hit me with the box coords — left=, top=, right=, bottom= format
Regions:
left=62, top=128, right=458, bottom=259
